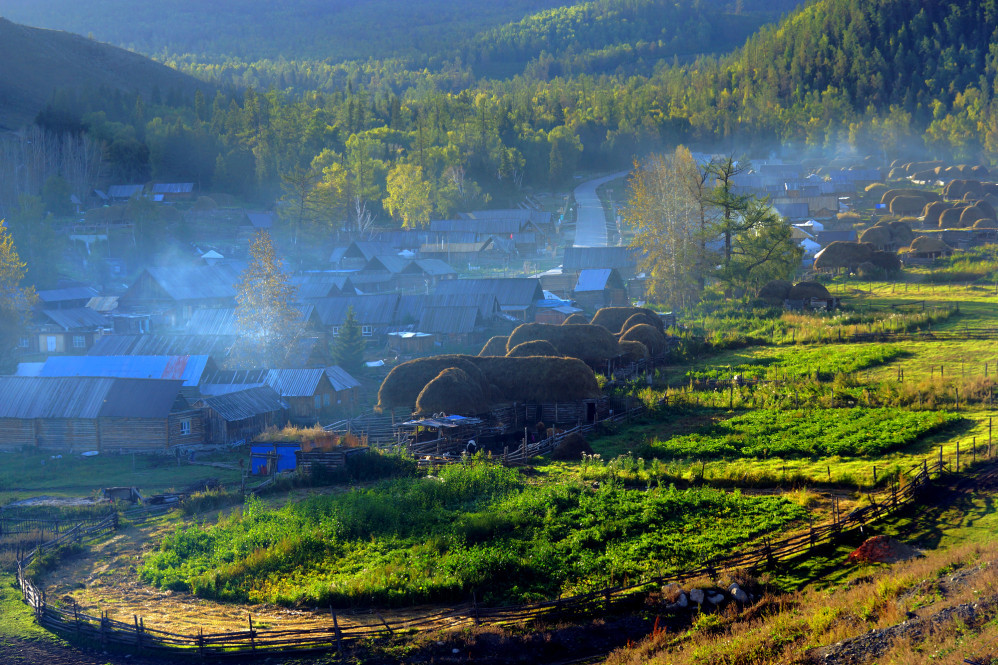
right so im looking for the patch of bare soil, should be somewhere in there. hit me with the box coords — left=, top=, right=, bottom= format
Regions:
left=0, top=636, right=163, bottom=665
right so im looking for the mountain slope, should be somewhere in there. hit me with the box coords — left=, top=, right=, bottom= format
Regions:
left=0, top=18, right=209, bottom=130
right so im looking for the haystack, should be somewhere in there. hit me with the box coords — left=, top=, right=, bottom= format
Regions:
left=889, top=195, right=927, bottom=217
left=591, top=306, right=664, bottom=333
left=882, top=220, right=915, bottom=247
left=478, top=336, right=509, bottom=356
left=620, top=323, right=669, bottom=357
left=621, top=312, right=662, bottom=334
left=414, top=368, right=488, bottom=416
left=870, top=250, right=902, bottom=275
left=788, top=281, right=832, bottom=300
left=908, top=235, right=952, bottom=258
left=561, top=313, right=589, bottom=325
left=943, top=179, right=985, bottom=200
left=959, top=205, right=993, bottom=228
left=506, top=340, right=561, bottom=357
left=921, top=200, right=953, bottom=226
left=551, top=432, right=593, bottom=460
left=813, top=242, right=875, bottom=271
left=880, top=188, right=938, bottom=205
left=939, top=206, right=967, bottom=228
left=856, top=261, right=879, bottom=278
left=618, top=339, right=649, bottom=362
left=973, top=218, right=998, bottom=229
left=507, top=323, right=621, bottom=363
left=858, top=225, right=892, bottom=249
left=377, top=355, right=490, bottom=411
left=470, top=356, right=601, bottom=404
left=758, top=279, right=793, bottom=305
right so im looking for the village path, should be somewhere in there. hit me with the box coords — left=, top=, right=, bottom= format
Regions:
left=572, top=170, right=629, bottom=247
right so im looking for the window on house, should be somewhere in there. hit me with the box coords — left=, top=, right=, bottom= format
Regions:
left=18, top=336, right=29, bottom=348
left=73, top=335, right=86, bottom=349
left=330, top=326, right=341, bottom=335
left=323, top=393, right=331, bottom=406
left=362, top=325, right=373, bottom=337
left=180, top=419, right=191, bottom=436
left=314, top=395, right=322, bottom=409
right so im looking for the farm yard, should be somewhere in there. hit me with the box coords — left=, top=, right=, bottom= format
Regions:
left=2, top=279, right=997, bottom=665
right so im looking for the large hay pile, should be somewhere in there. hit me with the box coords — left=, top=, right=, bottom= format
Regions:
left=889, top=195, right=927, bottom=216
left=908, top=235, right=952, bottom=256
left=506, top=340, right=561, bottom=357
left=813, top=242, right=875, bottom=271
left=789, top=281, right=832, bottom=300
left=591, top=306, right=664, bottom=333
left=507, top=323, right=621, bottom=363
left=939, top=206, right=967, bottom=228
left=973, top=218, right=998, bottom=229
left=758, top=279, right=793, bottom=305
left=478, top=336, right=509, bottom=356
left=551, top=432, right=593, bottom=460
left=943, top=179, right=985, bottom=200
left=471, top=356, right=601, bottom=404
left=618, top=339, right=649, bottom=362
left=959, top=204, right=994, bottom=227
left=922, top=200, right=953, bottom=226
left=378, top=355, right=490, bottom=411
left=414, top=368, right=489, bottom=416
left=870, top=250, right=902, bottom=275
left=858, top=225, right=892, bottom=248
left=620, top=323, right=669, bottom=357
left=621, top=312, right=662, bottom=334
left=561, top=313, right=589, bottom=325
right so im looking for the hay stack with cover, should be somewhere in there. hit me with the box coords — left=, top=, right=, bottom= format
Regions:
left=591, top=306, right=664, bottom=333
left=789, top=281, right=832, bottom=301
left=470, top=356, right=600, bottom=404
left=619, top=323, right=669, bottom=357
left=478, top=336, right=509, bottom=356
left=507, top=323, right=621, bottom=363
left=551, top=431, right=593, bottom=460
left=758, top=279, right=792, bottom=305
left=561, top=313, right=589, bottom=325
left=378, top=355, right=489, bottom=411
left=813, top=241, right=875, bottom=271
left=414, top=368, right=489, bottom=416
left=621, top=312, right=662, bottom=334
left=506, top=340, right=561, bottom=357
left=618, top=339, right=649, bottom=362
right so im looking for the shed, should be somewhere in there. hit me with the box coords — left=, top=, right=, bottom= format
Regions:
left=324, top=365, right=361, bottom=412
left=194, top=386, right=288, bottom=446
left=264, top=369, right=337, bottom=423
left=572, top=268, right=628, bottom=310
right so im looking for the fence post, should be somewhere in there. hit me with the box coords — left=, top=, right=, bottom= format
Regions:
left=472, top=592, right=480, bottom=626
left=956, top=442, right=960, bottom=472
left=376, top=612, right=393, bottom=637
left=331, top=608, right=343, bottom=656
left=249, top=615, right=255, bottom=650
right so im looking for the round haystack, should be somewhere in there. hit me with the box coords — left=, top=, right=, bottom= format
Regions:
left=870, top=250, right=902, bottom=275
left=973, top=218, right=998, bottom=229
left=985, top=183, right=998, bottom=197
left=591, top=306, right=664, bottom=333
left=979, top=199, right=998, bottom=219
left=943, top=179, right=984, bottom=200
left=813, top=241, right=875, bottom=271
left=856, top=261, right=879, bottom=278
left=378, top=355, right=489, bottom=411
left=561, top=313, right=589, bottom=325
left=414, top=368, right=488, bottom=416
left=758, top=279, right=793, bottom=304
left=960, top=205, right=993, bottom=228
left=478, top=336, right=509, bottom=357
left=889, top=195, right=927, bottom=217
left=620, top=323, right=669, bottom=357
left=921, top=200, right=953, bottom=226
left=470, top=356, right=601, bottom=404
left=909, top=235, right=952, bottom=256
left=864, top=182, right=888, bottom=196
left=507, top=323, right=621, bottom=363
left=621, top=312, right=662, bottom=335
left=887, top=167, right=907, bottom=180
left=858, top=225, right=892, bottom=248
left=618, top=339, right=649, bottom=362
left=880, top=188, right=938, bottom=205
left=158, top=205, right=183, bottom=223
left=550, top=432, right=593, bottom=460
left=506, top=340, right=561, bottom=357
left=883, top=220, right=915, bottom=247
left=938, top=206, right=968, bottom=228
left=789, top=281, right=832, bottom=300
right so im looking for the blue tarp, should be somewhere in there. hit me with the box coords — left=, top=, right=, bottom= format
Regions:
left=250, top=443, right=301, bottom=475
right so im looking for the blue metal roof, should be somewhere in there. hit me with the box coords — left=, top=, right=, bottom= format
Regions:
left=574, top=268, right=613, bottom=292
left=38, top=355, right=211, bottom=387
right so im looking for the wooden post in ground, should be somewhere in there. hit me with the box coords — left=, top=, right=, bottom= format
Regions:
left=332, top=608, right=343, bottom=656
left=248, top=615, right=255, bottom=650
left=956, top=442, right=960, bottom=472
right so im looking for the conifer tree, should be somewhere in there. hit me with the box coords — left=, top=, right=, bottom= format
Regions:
left=331, top=305, right=365, bottom=374
left=233, top=230, right=300, bottom=368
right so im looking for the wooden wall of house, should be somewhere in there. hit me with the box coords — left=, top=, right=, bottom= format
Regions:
left=100, top=418, right=170, bottom=451
left=168, top=410, right=206, bottom=446
left=36, top=419, right=99, bottom=450
left=0, top=419, right=36, bottom=449
left=204, top=409, right=284, bottom=445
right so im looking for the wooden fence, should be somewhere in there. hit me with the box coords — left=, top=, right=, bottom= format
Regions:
left=17, top=445, right=984, bottom=657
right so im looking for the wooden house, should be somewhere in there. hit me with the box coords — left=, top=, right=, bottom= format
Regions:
left=324, top=365, right=362, bottom=413
left=432, top=278, right=544, bottom=322
left=151, top=182, right=195, bottom=202
left=194, top=386, right=288, bottom=446
left=264, top=368, right=338, bottom=423
left=562, top=246, right=640, bottom=279
left=31, top=307, right=108, bottom=354
left=418, top=238, right=508, bottom=265
left=0, top=377, right=203, bottom=452
left=118, top=264, right=239, bottom=329
left=36, top=285, right=99, bottom=310
left=573, top=268, right=628, bottom=310
left=535, top=305, right=584, bottom=325
left=313, top=294, right=401, bottom=341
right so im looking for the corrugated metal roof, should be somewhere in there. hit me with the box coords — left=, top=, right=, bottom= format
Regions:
left=345, top=241, right=395, bottom=261
left=324, top=365, right=361, bottom=392
left=245, top=211, right=273, bottom=228
left=0, top=377, right=186, bottom=419
left=574, top=268, right=612, bottom=292
left=86, top=296, right=119, bottom=313
left=185, top=308, right=240, bottom=336
left=426, top=293, right=500, bottom=318
left=89, top=334, right=233, bottom=358
left=365, top=255, right=411, bottom=274
left=99, top=379, right=188, bottom=418
left=36, top=286, right=98, bottom=303
left=418, top=306, right=479, bottom=334
left=264, top=368, right=328, bottom=397
left=197, top=386, right=286, bottom=421
left=107, top=184, right=143, bottom=198
left=312, top=294, right=400, bottom=326
left=151, top=182, right=194, bottom=194
left=39, top=307, right=108, bottom=330
left=433, top=278, right=543, bottom=308
left=38, top=355, right=211, bottom=387
left=431, top=218, right=523, bottom=234
left=139, top=265, right=238, bottom=302
left=412, top=259, right=457, bottom=276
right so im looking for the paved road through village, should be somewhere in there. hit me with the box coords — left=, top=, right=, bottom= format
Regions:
left=572, top=171, right=629, bottom=247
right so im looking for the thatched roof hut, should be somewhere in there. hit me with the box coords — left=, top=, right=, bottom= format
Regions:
left=561, top=313, right=589, bottom=325
left=789, top=281, right=832, bottom=300
left=506, top=340, right=561, bottom=357
left=813, top=241, right=875, bottom=271
left=619, top=323, right=669, bottom=357
left=414, top=368, right=489, bottom=416
left=478, top=336, right=509, bottom=357
left=758, top=279, right=793, bottom=305
left=618, top=339, right=649, bottom=362
left=908, top=235, right=953, bottom=258
left=377, top=355, right=490, bottom=411
left=591, top=306, right=664, bottom=333
left=507, top=323, right=621, bottom=363
left=471, top=356, right=601, bottom=403
left=621, top=312, right=662, bottom=335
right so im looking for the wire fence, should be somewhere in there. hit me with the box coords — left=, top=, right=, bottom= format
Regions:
left=16, top=450, right=990, bottom=658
